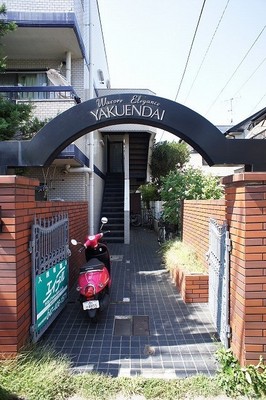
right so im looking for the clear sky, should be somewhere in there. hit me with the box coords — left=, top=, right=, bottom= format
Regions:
left=97, top=0, right=266, bottom=131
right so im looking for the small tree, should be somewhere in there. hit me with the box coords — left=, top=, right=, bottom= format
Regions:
left=0, top=4, right=47, bottom=140
left=150, top=140, right=190, bottom=185
left=139, top=182, right=159, bottom=209
left=0, top=97, right=31, bottom=140
left=0, top=4, right=16, bottom=70
left=160, top=167, right=224, bottom=225
left=0, top=97, right=48, bottom=141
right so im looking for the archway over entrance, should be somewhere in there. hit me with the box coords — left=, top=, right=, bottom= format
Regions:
left=1, top=92, right=266, bottom=170
left=0, top=93, right=266, bottom=367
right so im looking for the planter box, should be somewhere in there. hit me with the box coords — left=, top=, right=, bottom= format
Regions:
left=170, top=267, right=208, bottom=303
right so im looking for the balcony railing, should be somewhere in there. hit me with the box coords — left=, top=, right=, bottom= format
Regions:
left=0, top=86, right=81, bottom=103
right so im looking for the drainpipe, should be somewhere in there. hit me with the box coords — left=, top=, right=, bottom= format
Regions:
left=65, top=51, right=71, bottom=84
left=147, top=132, right=156, bottom=182
left=84, top=0, right=95, bottom=235
left=64, top=165, right=92, bottom=174
left=124, top=135, right=130, bottom=244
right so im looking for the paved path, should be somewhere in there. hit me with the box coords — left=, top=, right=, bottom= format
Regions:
left=43, top=227, right=219, bottom=378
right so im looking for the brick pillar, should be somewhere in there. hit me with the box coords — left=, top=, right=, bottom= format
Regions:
left=222, top=173, right=266, bottom=365
left=0, top=176, right=39, bottom=355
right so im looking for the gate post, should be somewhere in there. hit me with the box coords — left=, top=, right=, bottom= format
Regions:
left=0, top=176, right=39, bottom=356
left=222, top=172, right=266, bottom=365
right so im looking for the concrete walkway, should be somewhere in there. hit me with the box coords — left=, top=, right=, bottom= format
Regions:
left=43, top=227, right=220, bottom=378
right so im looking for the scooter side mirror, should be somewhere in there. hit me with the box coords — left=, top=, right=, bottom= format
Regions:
left=101, top=217, right=108, bottom=225
left=71, top=239, right=78, bottom=246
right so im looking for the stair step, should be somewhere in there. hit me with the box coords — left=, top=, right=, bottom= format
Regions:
left=102, top=173, right=125, bottom=243
left=103, top=200, right=124, bottom=204
left=104, top=191, right=123, bottom=196
left=104, top=193, right=123, bottom=197
left=108, top=224, right=124, bottom=229
left=104, top=208, right=123, bottom=211
left=104, top=185, right=124, bottom=189
left=103, top=211, right=124, bottom=215
left=105, top=237, right=124, bottom=243
left=106, top=230, right=124, bottom=234
left=102, top=210, right=124, bottom=215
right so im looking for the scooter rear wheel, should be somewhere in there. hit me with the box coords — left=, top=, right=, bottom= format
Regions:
left=90, top=313, right=99, bottom=323
left=88, top=309, right=99, bottom=323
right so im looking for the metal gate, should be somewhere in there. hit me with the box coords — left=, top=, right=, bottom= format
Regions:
left=29, top=213, right=70, bottom=342
left=207, top=218, right=231, bottom=348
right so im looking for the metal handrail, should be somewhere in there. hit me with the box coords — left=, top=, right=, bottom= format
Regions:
left=0, top=85, right=80, bottom=103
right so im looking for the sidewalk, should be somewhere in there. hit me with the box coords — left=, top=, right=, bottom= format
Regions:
left=43, top=227, right=219, bottom=378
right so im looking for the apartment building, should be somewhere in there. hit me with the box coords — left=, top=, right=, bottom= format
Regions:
left=0, top=0, right=156, bottom=243
left=187, top=106, right=266, bottom=177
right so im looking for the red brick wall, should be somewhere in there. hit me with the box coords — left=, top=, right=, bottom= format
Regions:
left=0, top=176, right=88, bottom=356
left=170, top=268, right=208, bottom=303
left=182, top=199, right=226, bottom=269
left=3, top=173, right=266, bottom=366
left=222, top=173, right=266, bottom=365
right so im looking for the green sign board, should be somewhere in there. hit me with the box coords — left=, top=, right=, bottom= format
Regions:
left=35, top=259, right=68, bottom=331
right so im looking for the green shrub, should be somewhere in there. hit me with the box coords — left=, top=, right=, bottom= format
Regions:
left=215, top=347, right=266, bottom=398
left=0, top=344, right=75, bottom=400
left=162, top=240, right=206, bottom=274
left=160, top=167, right=224, bottom=225
left=139, top=182, right=159, bottom=208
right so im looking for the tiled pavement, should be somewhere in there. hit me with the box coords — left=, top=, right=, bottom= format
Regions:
left=43, top=227, right=220, bottom=378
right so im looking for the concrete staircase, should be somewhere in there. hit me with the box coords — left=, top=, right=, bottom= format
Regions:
left=101, top=173, right=124, bottom=243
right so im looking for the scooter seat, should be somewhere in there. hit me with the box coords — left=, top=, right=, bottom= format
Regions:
left=80, top=258, right=105, bottom=273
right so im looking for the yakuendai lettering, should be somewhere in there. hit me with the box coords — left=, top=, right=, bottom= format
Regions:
left=90, top=104, right=165, bottom=121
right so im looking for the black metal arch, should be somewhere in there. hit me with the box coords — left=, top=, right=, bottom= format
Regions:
left=1, top=92, right=266, bottom=171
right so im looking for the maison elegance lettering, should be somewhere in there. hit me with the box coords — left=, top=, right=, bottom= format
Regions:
left=90, top=95, right=166, bottom=121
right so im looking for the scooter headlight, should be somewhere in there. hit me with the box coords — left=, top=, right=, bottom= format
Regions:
left=84, top=284, right=95, bottom=297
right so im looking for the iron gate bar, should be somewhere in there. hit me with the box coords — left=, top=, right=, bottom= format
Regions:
left=30, top=213, right=70, bottom=342
left=208, top=218, right=230, bottom=348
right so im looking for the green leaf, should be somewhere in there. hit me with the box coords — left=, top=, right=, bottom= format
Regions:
left=245, top=370, right=252, bottom=384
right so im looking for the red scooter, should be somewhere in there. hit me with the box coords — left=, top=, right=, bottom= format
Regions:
left=71, top=217, right=111, bottom=322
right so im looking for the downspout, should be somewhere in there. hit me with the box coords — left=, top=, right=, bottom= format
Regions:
left=89, top=0, right=95, bottom=235
left=84, top=1, right=95, bottom=235
left=124, top=135, right=130, bottom=244
left=64, top=165, right=92, bottom=174
left=65, top=51, right=71, bottom=84
left=147, top=131, right=156, bottom=182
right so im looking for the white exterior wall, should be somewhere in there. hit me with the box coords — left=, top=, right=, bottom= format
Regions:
left=4, top=0, right=110, bottom=230
left=18, top=100, right=76, bottom=120
left=93, top=129, right=106, bottom=227
left=7, top=59, right=65, bottom=71
left=25, top=167, right=86, bottom=201
left=94, top=174, right=104, bottom=228
left=93, top=130, right=106, bottom=172
left=5, top=0, right=82, bottom=14
left=90, top=1, right=110, bottom=91
left=71, top=60, right=85, bottom=100
left=81, top=0, right=109, bottom=230
left=48, top=171, right=86, bottom=202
